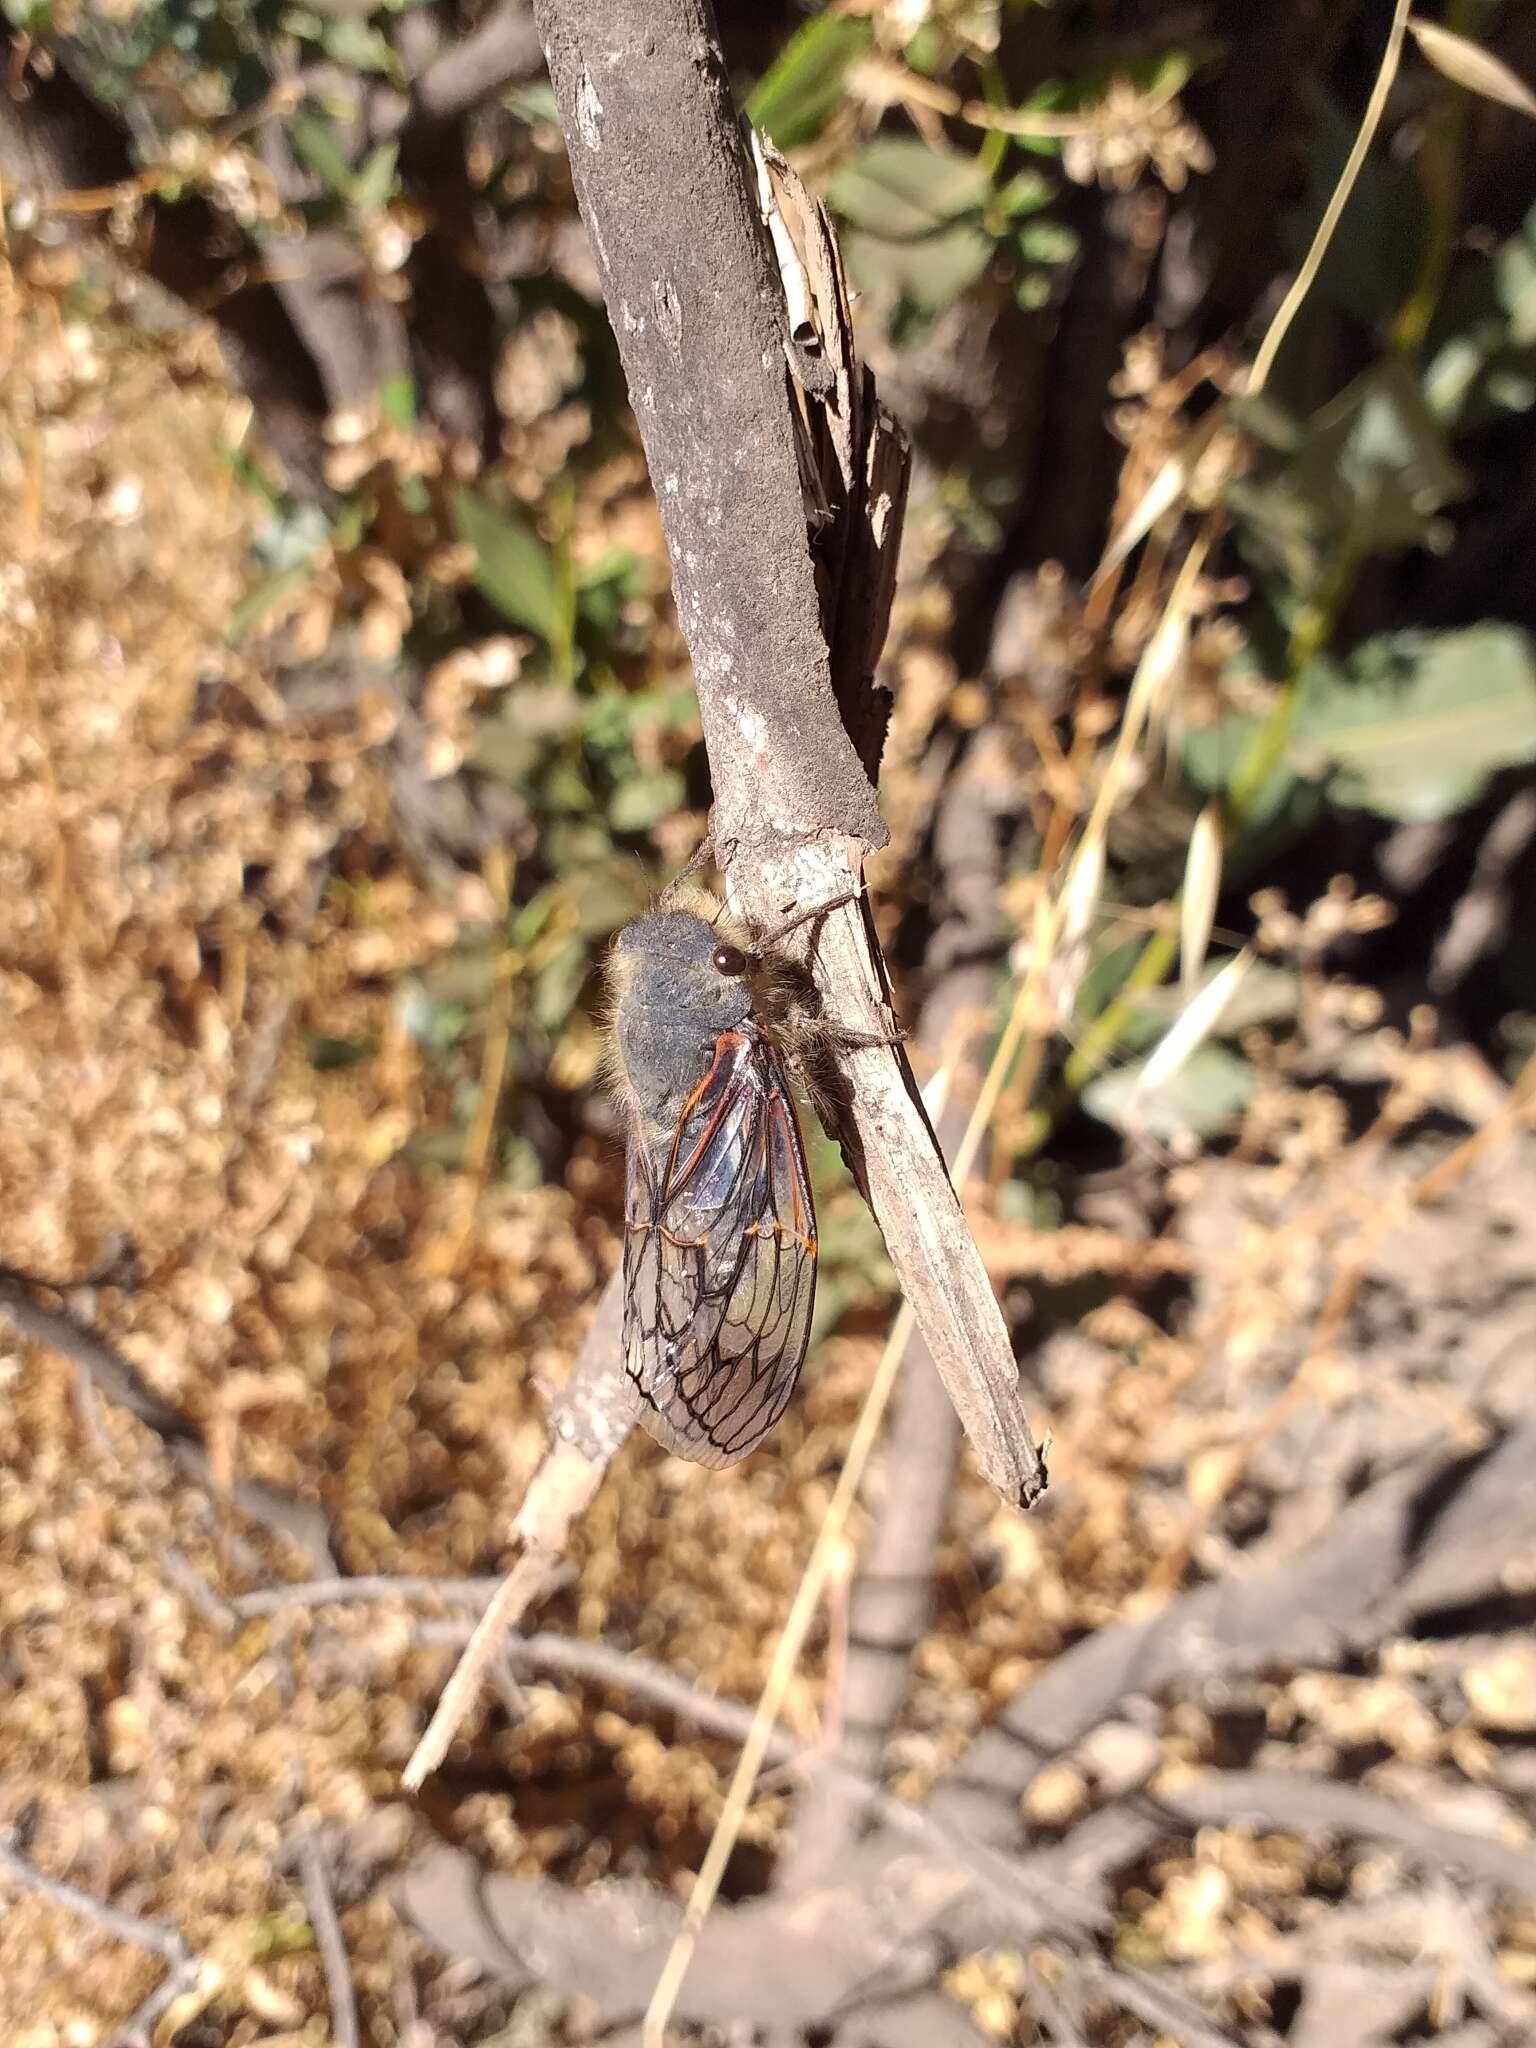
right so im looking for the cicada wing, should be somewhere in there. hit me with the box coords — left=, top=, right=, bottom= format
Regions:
left=622, top=1030, right=817, bottom=1468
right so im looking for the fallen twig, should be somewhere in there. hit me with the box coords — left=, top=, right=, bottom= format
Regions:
left=406, top=1618, right=1112, bottom=1941
left=105, top=1958, right=206, bottom=2048
left=0, top=1829, right=203, bottom=2048
left=1156, top=1769, right=1536, bottom=1898
left=0, top=1271, right=337, bottom=1573
left=160, top=1544, right=239, bottom=1633
left=1093, top=1962, right=1242, bottom=2048
left=294, top=1836, right=361, bottom=2048
left=929, top=1414, right=1536, bottom=1842
left=0, top=1270, right=191, bottom=1442
left=231, top=1572, right=514, bottom=1619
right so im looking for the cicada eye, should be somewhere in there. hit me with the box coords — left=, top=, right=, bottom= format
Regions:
left=711, top=943, right=748, bottom=978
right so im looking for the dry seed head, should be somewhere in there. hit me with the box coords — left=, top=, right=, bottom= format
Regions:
left=1096, top=406, right=1224, bottom=582
left=1180, top=802, right=1224, bottom=998
left=1135, top=947, right=1254, bottom=1101
left=1407, top=18, right=1536, bottom=119
left=1058, top=832, right=1107, bottom=956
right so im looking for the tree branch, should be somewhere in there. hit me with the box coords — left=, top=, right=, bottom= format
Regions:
left=531, top=0, right=1044, bottom=1508
left=405, top=2, right=545, bottom=133
left=400, top=0, right=1043, bottom=1787
left=400, top=1264, right=633, bottom=1787
left=776, top=755, right=1009, bottom=1890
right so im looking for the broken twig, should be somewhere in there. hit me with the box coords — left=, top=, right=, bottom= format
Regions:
left=0, top=1830, right=202, bottom=2048
left=294, top=1837, right=361, bottom=2048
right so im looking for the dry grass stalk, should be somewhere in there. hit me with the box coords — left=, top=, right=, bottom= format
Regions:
left=1248, top=0, right=1414, bottom=394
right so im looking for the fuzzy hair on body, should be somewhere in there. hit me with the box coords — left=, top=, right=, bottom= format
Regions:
left=604, top=886, right=812, bottom=1137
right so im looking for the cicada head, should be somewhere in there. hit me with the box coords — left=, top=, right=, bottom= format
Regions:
left=607, top=894, right=758, bottom=1136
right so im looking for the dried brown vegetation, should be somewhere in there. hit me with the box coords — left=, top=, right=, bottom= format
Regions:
left=5, top=3, right=1536, bottom=2044
left=3, top=231, right=1535, bottom=2048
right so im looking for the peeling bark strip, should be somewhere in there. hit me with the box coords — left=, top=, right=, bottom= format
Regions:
left=532, top=0, right=1045, bottom=1507
left=533, top=0, right=882, bottom=852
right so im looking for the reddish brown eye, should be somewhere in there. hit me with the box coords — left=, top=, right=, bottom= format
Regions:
left=711, top=943, right=748, bottom=978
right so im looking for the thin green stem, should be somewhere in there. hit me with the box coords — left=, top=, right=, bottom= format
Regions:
left=975, top=58, right=1013, bottom=182
left=1391, top=0, right=1478, bottom=359
left=1227, top=536, right=1363, bottom=820
left=1054, top=925, right=1179, bottom=1110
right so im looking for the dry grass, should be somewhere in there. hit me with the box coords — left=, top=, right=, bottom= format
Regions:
left=0, top=255, right=850, bottom=2040
left=3, top=207, right=1535, bottom=2046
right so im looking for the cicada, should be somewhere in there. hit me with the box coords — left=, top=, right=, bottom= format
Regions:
left=606, top=891, right=823, bottom=1467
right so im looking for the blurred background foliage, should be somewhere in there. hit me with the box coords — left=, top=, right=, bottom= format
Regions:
left=6, top=0, right=1536, bottom=1211
left=5, top=1, right=1536, bottom=2035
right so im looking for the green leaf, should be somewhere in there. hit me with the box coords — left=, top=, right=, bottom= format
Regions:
left=470, top=717, right=541, bottom=788
left=575, top=548, right=642, bottom=637
left=379, top=372, right=417, bottom=430
left=498, top=1134, right=546, bottom=1190
left=1424, top=207, right=1536, bottom=430
left=608, top=768, right=685, bottom=834
left=1496, top=204, right=1536, bottom=346
left=1292, top=356, right=1468, bottom=554
left=351, top=140, right=399, bottom=215
left=504, top=80, right=560, bottom=126
left=580, top=688, right=634, bottom=754
left=453, top=488, right=568, bottom=648
left=828, top=139, right=994, bottom=315
left=1182, top=710, right=1311, bottom=833
left=541, top=758, right=596, bottom=813
left=1073, top=931, right=1152, bottom=1036
left=1294, top=624, right=1536, bottom=822
left=1014, top=271, right=1052, bottom=311
left=320, top=15, right=398, bottom=75
left=1231, top=358, right=1469, bottom=587
left=509, top=888, right=559, bottom=949
left=747, top=14, right=874, bottom=149
left=1083, top=1042, right=1254, bottom=1141
left=1289, top=81, right=1426, bottom=330
left=226, top=559, right=314, bottom=643
left=533, top=936, right=590, bottom=1033
left=1015, top=216, right=1078, bottom=265
left=399, top=983, right=472, bottom=1054
left=629, top=680, right=701, bottom=734
left=286, top=108, right=356, bottom=196
left=250, top=1908, right=316, bottom=1958
left=994, top=168, right=1051, bottom=218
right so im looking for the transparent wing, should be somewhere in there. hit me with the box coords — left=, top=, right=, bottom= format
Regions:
left=623, top=1028, right=817, bottom=1467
